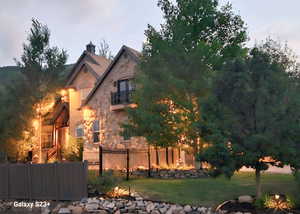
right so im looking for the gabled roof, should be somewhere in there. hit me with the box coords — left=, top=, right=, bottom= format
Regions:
left=82, top=45, right=141, bottom=107
left=66, top=51, right=110, bottom=86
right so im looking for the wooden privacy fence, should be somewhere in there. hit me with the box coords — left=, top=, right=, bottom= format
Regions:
left=0, top=161, right=88, bottom=201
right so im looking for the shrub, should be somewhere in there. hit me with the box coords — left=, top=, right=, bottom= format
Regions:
left=62, top=136, right=83, bottom=161
left=255, top=194, right=295, bottom=210
left=254, top=194, right=268, bottom=209
left=294, top=170, right=300, bottom=206
left=88, top=170, right=122, bottom=194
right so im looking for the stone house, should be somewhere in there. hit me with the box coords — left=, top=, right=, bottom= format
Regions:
left=41, top=42, right=193, bottom=169
left=38, top=42, right=110, bottom=162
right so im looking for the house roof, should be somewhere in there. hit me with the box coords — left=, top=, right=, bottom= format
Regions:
left=85, top=61, right=106, bottom=76
left=66, top=51, right=110, bottom=86
left=51, top=102, right=69, bottom=123
left=42, top=100, right=69, bottom=125
left=82, top=45, right=141, bottom=107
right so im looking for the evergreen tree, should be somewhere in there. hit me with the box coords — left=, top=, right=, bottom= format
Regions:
left=0, top=19, right=67, bottom=159
left=198, top=39, right=300, bottom=198
left=123, top=0, right=247, bottom=155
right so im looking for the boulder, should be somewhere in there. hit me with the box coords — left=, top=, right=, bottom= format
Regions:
left=136, top=200, right=145, bottom=207
left=114, top=210, right=121, bottom=214
left=238, top=195, right=254, bottom=203
left=146, top=203, right=156, bottom=213
left=184, top=205, right=192, bottom=212
left=58, top=208, right=71, bottom=214
left=159, top=206, right=168, bottom=213
left=151, top=210, right=160, bottom=214
left=85, top=203, right=99, bottom=212
left=68, top=206, right=83, bottom=214
left=107, top=202, right=115, bottom=209
left=41, top=207, right=50, bottom=214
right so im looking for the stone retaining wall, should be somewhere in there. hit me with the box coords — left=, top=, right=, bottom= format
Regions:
left=132, top=169, right=209, bottom=179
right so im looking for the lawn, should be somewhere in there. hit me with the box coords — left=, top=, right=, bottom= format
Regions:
left=120, top=172, right=298, bottom=207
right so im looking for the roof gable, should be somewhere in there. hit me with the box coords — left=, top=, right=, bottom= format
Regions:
left=66, top=51, right=110, bottom=86
left=82, top=45, right=141, bottom=107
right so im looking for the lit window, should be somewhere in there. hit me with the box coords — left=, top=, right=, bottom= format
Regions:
left=92, top=120, right=100, bottom=143
left=76, top=124, right=84, bottom=138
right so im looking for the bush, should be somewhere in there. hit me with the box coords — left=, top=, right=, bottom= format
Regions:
left=254, top=194, right=296, bottom=210
left=294, top=171, right=300, bottom=206
left=254, top=194, right=268, bottom=209
left=88, top=170, right=122, bottom=194
left=62, top=136, right=83, bottom=161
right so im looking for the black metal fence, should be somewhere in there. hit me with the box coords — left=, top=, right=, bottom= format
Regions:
left=96, top=146, right=182, bottom=180
left=0, top=161, right=88, bottom=201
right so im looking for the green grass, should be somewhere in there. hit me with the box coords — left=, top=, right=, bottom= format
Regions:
left=120, top=172, right=298, bottom=207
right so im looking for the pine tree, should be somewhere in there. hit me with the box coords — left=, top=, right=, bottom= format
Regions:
left=0, top=19, right=67, bottom=160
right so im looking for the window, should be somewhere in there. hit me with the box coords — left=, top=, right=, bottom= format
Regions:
left=111, top=79, right=135, bottom=105
left=92, top=120, right=100, bottom=143
left=76, top=124, right=84, bottom=138
left=117, top=79, right=135, bottom=93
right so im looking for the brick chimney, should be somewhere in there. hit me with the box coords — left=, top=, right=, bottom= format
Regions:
left=86, top=41, right=96, bottom=54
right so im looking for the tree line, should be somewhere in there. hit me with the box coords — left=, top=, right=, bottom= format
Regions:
left=122, top=0, right=300, bottom=198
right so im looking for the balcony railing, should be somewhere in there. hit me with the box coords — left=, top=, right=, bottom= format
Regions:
left=111, top=90, right=134, bottom=105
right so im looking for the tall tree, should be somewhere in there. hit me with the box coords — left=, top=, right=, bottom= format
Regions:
left=0, top=19, right=67, bottom=159
left=98, top=39, right=114, bottom=60
left=198, top=39, right=300, bottom=198
left=123, top=0, right=247, bottom=155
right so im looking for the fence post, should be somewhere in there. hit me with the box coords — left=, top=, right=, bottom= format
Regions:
left=147, top=146, right=151, bottom=177
left=166, top=147, right=169, bottom=166
left=126, top=149, right=129, bottom=181
left=99, top=145, right=103, bottom=177
left=7, top=163, right=10, bottom=200
left=172, top=148, right=174, bottom=165
left=27, top=163, right=32, bottom=200
left=55, top=162, right=59, bottom=201
left=155, top=147, right=159, bottom=171
left=83, top=160, right=88, bottom=198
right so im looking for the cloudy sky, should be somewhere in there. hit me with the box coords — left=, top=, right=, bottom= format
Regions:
left=0, top=0, right=299, bottom=67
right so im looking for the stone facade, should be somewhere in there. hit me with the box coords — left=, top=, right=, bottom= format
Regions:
left=55, top=45, right=194, bottom=169
left=81, top=46, right=193, bottom=168
left=68, top=69, right=97, bottom=138
left=84, top=48, right=148, bottom=161
left=63, top=45, right=110, bottom=157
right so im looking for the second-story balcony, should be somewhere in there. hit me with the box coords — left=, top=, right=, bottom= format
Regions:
left=111, top=90, right=134, bottom=106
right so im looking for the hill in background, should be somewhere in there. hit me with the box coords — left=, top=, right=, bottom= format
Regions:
left=0, top=64, right=74, bottom=92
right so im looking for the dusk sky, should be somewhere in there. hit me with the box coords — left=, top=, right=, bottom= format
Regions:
left=1, top=1, right=300, bottom=67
